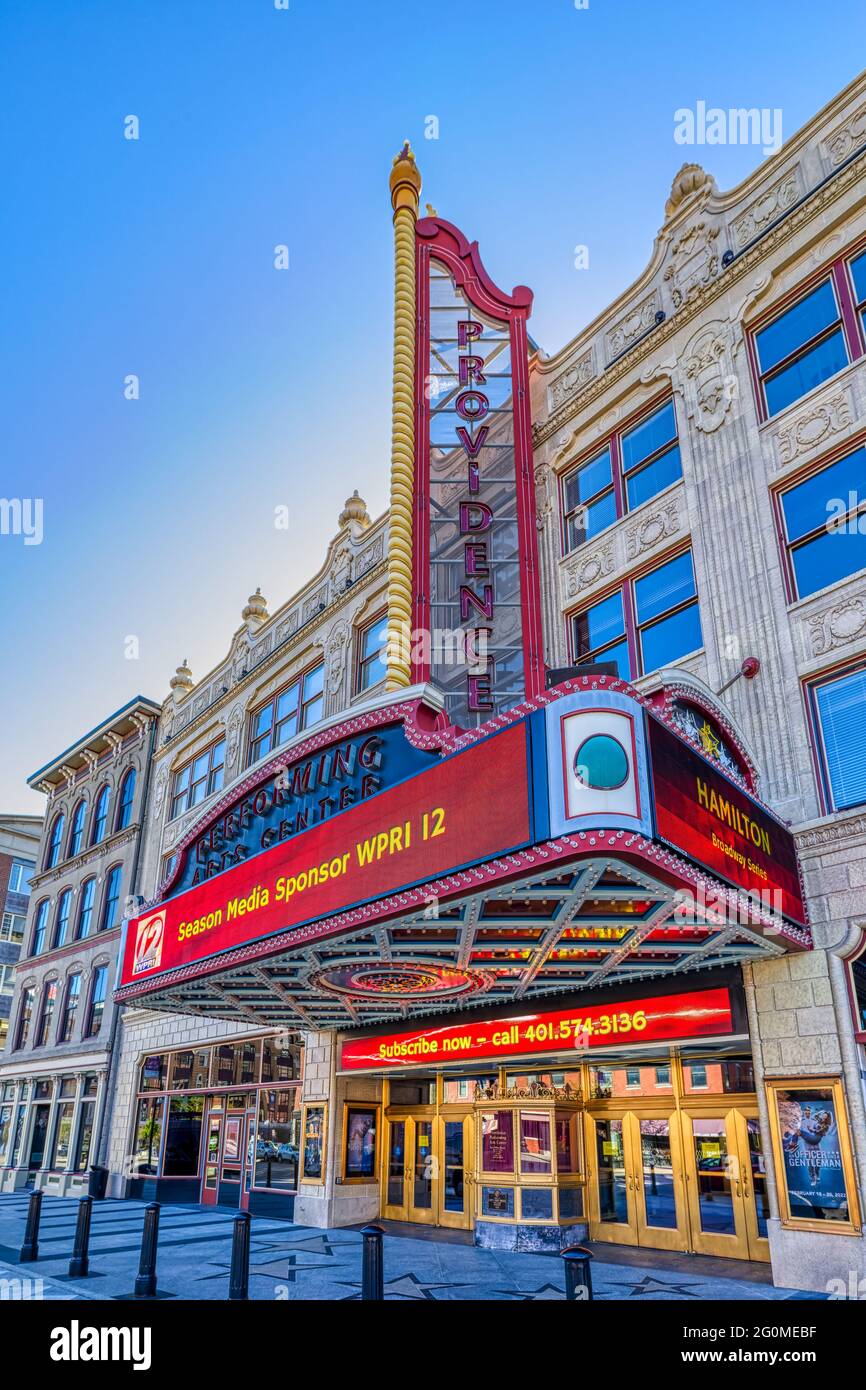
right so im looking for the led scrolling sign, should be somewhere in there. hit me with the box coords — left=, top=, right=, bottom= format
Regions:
left=412, top=219, right=544, bottom=728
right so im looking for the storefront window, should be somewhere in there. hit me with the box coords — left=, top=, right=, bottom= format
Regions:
left=682, top=1057, right=755, bottom=1094
left=134, top=1097, right=164, bottom=1174
left=73, top=1100, right=95, bottom=1172
left=140, top=1055, right=167, bottom=1091
left=163, top=1097, right=205, bottom=1176
left=255, top=1089, right=300, bottom=1190
left=441, top=1075, right=495, bottom=1103
left=519, top=1110, right=552, bottom=1175
left=261, top=1037, right=301, bottom=1083
left=481, top=1110, right=514, bottom=1173
left=505, top=1071, right=581, bottom=1097
left=390, top=1077, right=437, bottom=1105
left=169, top=1050, right=210, bottom=1090
left=0, top=1104, right=12, bottom=1164
left=10, top=1105, right=27, bottom=1166
left=50, top=1102, right=75, bottom=1169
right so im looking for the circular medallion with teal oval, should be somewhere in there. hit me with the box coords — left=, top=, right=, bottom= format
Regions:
left=573, top=733, right=629, bottom=790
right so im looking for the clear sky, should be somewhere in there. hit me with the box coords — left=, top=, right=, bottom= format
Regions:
left=1, top=0, right=864, bottom=813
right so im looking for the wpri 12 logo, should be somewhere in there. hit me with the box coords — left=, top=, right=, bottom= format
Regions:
left=132, top=909, right=165, bottom=976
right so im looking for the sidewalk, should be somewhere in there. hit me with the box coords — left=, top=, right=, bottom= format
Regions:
left=0, top=1193, right=822, bottom=1301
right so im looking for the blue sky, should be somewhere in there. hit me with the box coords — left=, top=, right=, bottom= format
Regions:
left=1, top=0, right=864, bottom=812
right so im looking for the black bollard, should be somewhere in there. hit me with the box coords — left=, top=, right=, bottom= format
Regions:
left=20, top=1189, right=42, bottom=1263
left=69, top=1195, right=93, bottom=1277
left=562, top=1244, right=594, bottom=1301
left=228, top=1211, right=251, bottom=1301
left=360, top=1223, right=384, bottom=1301
left=134, top=1202, right=161, bottom=1298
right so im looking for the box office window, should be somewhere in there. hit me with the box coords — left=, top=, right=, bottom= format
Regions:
left=481, top=1110, right=514, bottom=1173
left=755, top=280, right=849, bottom=417
left=134, top=1097, right=164, bottom=1175
left=779, top=446, right=866, bottom=599
left=163, top=1097, right=205, bottom=1176
left=256, top=1089, right=301, bottom=1191
left=810, top=664, right=866, bottom=812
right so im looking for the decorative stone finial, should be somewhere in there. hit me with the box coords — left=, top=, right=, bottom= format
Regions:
left=170, top=658, right=194, bottom=695
left=665, top=162, right=714, bottom=220
left=389, top=141, right=421, bottom=215
left=242, top=587, right=269, bottom=626
left=338, top=490, right=371, bottom=530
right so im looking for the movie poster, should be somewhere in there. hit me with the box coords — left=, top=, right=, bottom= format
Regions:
left=775, top=1087, right=850, bottom=1222
left=302, top=1104, right=325, bottom=1182
left=344, top=1107, right=377, bottom=1180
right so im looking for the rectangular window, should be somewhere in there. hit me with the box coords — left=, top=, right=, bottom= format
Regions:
left=34, top=982, right=58, bottom=1047
left=357, top=615, right=389, bottom=693
left=170, top=739, right=226, bottom=820
left=571, top=549, right=702, bottom=679
left=255, top=1088, right=301, bottom=1191
left=810, top=664, right=866, bottom=812
left=754, top=280, right=850, bottom=417
left=519, top=1110, right=552, bottom=1175
left=561, top=400, right=682, bottom=555
left=84, top=966, right=108, bottom=1038
left=481, top=1110, right=514, bottom=1173
left=162, top=1097, right=205, bottom=1176
left=779, top=446, right=866, bottom=599
left=572, top=590, right=631, bottom=677
left=134, top=1096, right=164, bottom=1175
left=9, top=861, right=34, bottom=894
left=50, top=1102, right=75, bottom=1170
left=626, top=1067, right=641, bottom=1088
left=73, top=1100, right=96, bottom=1172
left=1, top=912, right=25, bottom=944
left=687, top=1062, right=708, bottom=1089
left=655, top=1065, right=672, bottom=1087
left=248, top=662, right=325, bottom=765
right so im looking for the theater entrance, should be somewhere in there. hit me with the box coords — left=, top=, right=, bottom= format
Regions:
left=382, top=1113, right=474, bottom=1229
left=585, top=1054, right=770, bottom=1262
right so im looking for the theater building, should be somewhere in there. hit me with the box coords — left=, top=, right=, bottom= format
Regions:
left=108, top=72, right=866, bottom=1294
left=0, top=698, right=159, bottom=1196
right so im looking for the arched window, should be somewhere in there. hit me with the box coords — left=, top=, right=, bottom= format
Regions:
left=68, top=799, right=88, bottom=857
left=115, top=769, right=136, bottom=831
left=53, top=889, right=72, bottom=949
left=46, top=812, right=66, bottom=869
left=31, top=899, right=50, bottom=955
left=100, top=865, right=123, bottom=932
left=91, top=785, right=111, bottom=845
left=76, top=878, right=96, bottom=940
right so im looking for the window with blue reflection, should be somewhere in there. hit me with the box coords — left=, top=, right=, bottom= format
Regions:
left=563, top=449, right=614, bottom=552
left=567, top=490, right=617, bottom=549
left=32, top=900, right=49, bottom=955
left=626, top=443, right=682, bottom=509
left=621, top=401, right=677, bottom=472
left=764, top=331, right=848, bottom=416
left=635, top=551, right=702, bottom=673
left=756, top=281, right=839, bottom=373
left=850, top=251, right=866, bottom=312
left=756, top=281, right=848, bottom=416
left=572, top=590, right=631, bottom=677
left=815, top=667, right=866, bottom=811
left=782, top=447, right=866, bottom=597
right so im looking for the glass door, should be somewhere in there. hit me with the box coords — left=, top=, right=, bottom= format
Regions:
left=586, top=1115, right=637, bottom=1244
left=201, top=1111, right=222, bottom=1206
left=632, top=1116, right=687, bottom=1252
left=683, top=1110, right=761, bottom=1260
left=437, top=1115, right=473, bottom=1230
left=408, top=1117, right=436, bottom=1224
left=736, top=1110, right=771, bottom=1262
left=382, top=1119, right=409, bottom=1220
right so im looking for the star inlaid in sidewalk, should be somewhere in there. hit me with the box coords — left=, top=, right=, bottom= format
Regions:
left=250, top=1234, right=356, bottom=1258
left=337, top=1272, right=472, bottom=1300
left=490, top=1282, right=570, bottom=1300
left=606, top=1273, right=703, bottom=1298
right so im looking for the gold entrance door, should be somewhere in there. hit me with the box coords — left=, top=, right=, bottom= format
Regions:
left=437, top=1114, right=473, bottom=1230
left=587, top=1113, right=688, bottom=1252
left=382, top=1114, right=473, bottom=1229
left=682, top=1108, right=769, bottom=1262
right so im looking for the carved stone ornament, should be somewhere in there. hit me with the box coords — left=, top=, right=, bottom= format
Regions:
left=152, top=764, right=169, bottom=820
left=775, top=390, right=853, bottom=467
left=606, top=292, right=661, bottom=361
left=807, top=594, right=866, bottom=657
left=823, top=100, right=866, bottom=167
left=549, top=349, right=595, bottom=409
left=625, top=500, right=681, bottom=560
left=223, top=703, right=245, bottom=769
left=732, top=170, right=801, bottom=248
left=663, top=220, right=721, bottom=309
left=326, top=622, right=349, bottom=695
left=565, top=543, right=615, bottom=597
